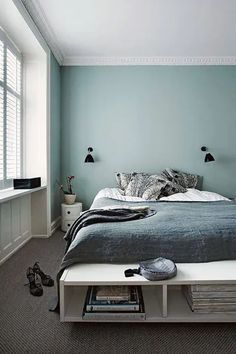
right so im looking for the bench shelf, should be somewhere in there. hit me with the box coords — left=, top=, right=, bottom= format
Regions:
left=60, top=261, right=236, bottom=322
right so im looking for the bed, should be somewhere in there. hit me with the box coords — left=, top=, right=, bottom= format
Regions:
left=58, top=186, right=236, bottom=322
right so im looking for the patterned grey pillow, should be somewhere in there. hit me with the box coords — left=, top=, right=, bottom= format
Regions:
left=142, top=175, right=167, bottom=200
left=115, top=172, right=133, bottom=191
left=125, top=173, right=150, bottom=197
left=161, top=168, right=199, bottom=189
left=117, top=169, right=195, bottom=200
left=142, top=175, right=187, bottom=200
left=158, top=180, right=187, bottom=198
left=124, top=173, right=187, bottom=200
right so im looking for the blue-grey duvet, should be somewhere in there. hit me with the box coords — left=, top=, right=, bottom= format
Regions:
left=60, top=198, right=236, bottom=270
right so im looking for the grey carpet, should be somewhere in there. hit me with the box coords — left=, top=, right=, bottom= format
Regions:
left=0, top=231, right=236, bottom=354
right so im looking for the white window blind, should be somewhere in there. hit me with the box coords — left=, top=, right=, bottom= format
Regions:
left=0, top=28, right=22, bottom=190
left=0, top=86, right=3, bottom=181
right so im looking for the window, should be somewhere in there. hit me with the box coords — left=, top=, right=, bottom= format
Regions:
left=0, top=28, right=22, bottom=190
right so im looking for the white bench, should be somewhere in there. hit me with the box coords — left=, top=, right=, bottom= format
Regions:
left=60, top=260, right=236, bottom=322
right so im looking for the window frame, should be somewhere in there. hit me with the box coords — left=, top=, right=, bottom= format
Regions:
left=0, top=27, right=23, bottom=190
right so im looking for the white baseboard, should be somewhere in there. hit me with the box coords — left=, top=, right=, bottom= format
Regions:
left=0, top=234, right=31, bottom=266
left=32, top=234, right=49, bottom=238
left=51, top=216, right=61, bottom=235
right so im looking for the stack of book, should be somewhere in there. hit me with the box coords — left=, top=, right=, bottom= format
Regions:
left=183, top=284, right=236, bottom=313
left=83, top=285, right=145, bottom=320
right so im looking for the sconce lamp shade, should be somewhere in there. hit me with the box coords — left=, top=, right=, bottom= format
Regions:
left=201, top=146, right=215, bottom=163
left=85, top=147, right=94, bottom=163
left=204, top=153, right=215, bottom=163
left=85, top=154, right=94, bottom=163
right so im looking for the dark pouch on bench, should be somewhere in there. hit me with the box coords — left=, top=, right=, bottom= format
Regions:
left=124, top=257, right=177, bottom=281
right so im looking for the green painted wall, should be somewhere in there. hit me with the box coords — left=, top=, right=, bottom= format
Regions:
left=61, top=66, right=236, bottom=209
left=50, top=53, right=61, bottom=221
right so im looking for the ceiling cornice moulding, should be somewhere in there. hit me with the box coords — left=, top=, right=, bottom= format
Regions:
left=63, top=56, right=236, bottom=66
left=20, top=1, right=236, bottom=67
left=21, top=0, right=64, bottom=65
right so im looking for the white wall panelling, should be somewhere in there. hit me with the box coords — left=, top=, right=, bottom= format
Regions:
left=0, top=188, right=53, bottom=264
left=0, top=195, right=31, bottom=265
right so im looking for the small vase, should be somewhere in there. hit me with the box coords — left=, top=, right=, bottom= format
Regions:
left=64, top=194, right=76, bottom=205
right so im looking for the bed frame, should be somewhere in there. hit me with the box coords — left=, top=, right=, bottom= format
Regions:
left=60, top=260, right=236, bottom=322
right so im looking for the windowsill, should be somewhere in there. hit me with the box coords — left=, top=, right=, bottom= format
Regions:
left=0, top=185, right=47, bottom=204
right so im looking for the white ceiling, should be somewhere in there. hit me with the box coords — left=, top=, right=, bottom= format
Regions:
left=22, top=0, right=236, bottom=65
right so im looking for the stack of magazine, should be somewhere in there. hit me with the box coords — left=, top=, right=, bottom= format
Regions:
left=83, top=286, right=145, bottom=320
left=183, top=284, right=236, bottom=313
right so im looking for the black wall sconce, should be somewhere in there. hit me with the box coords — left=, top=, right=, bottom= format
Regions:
left=85, top=147, right=94, bottom=163
left=201, top=146, right=215, bottom=163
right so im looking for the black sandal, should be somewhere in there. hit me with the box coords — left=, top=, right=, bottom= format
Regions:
left=26, top=267, right=43, bottom=296
left=33, top=262, right=54, bottom=287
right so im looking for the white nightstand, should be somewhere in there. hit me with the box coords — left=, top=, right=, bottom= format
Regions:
left=61, top=202, right=82, bottom=232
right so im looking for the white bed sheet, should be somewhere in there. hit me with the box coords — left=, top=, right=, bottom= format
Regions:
left=94, top=188, right=145, bottom=202
left=159, top=189, right=230, bottom=201
left=94, top=187, right=229, bottom=202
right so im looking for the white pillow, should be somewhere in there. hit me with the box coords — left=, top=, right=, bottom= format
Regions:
left=159, top=189, right=230, bottom=202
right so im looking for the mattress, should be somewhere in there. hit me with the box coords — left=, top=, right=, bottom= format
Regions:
left=93, top=187, right=230, bottom=203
